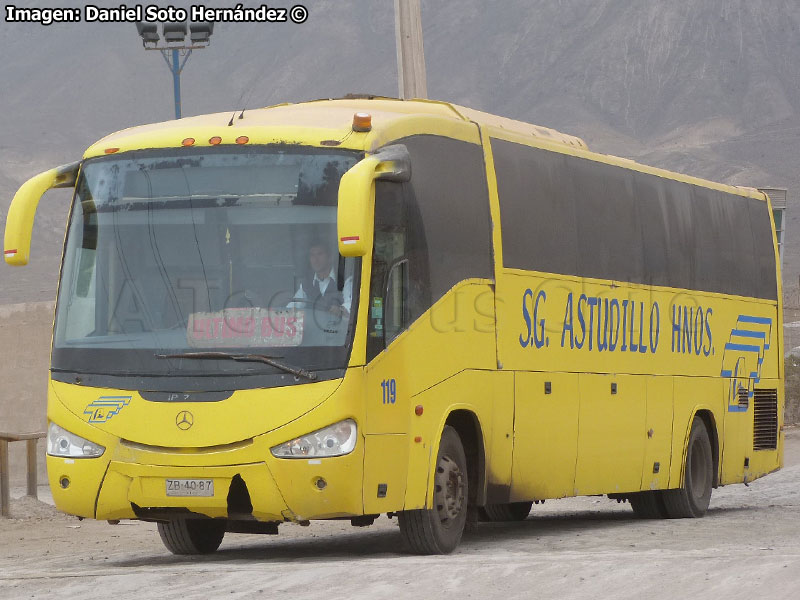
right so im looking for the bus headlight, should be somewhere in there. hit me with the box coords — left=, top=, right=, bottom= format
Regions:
left=270, top=419, right=357, bottom=459
left=47, top=422, right=105, bottom=458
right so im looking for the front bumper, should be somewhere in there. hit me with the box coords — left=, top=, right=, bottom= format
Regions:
left=48, top=440, right=365, bottom=522
left=46, top=368, right=373, bottom=522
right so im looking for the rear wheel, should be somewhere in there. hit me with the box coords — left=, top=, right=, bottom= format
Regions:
left=399, top=426, right=468, bottom=554
left=481, top=501, right=533, bottom=522
left=157, top=517, right=226, bottom=555
left=629, top=491, right=667, bottom=519
left=663, top=417, right=714, bottom=518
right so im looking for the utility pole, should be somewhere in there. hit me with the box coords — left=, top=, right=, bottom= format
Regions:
left=394, top=0, right=428, bottom=99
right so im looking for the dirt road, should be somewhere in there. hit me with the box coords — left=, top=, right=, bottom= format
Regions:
left=2, top=429, right=799, bottom=599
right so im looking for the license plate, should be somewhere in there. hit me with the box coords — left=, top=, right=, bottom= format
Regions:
left=165, top=479, right=214, bottom=497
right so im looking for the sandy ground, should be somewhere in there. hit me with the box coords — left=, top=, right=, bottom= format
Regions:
left=2, top=429, right=799, bottom=600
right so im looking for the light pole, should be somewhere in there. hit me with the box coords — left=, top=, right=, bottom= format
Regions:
left=136, top=21, right=215, bottom=119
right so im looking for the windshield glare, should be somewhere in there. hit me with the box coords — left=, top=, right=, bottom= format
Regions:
left=53, top=147, right=361, bottom=382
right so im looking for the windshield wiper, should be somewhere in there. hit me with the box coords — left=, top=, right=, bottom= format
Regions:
left=155, top=351, right=317, bottom=381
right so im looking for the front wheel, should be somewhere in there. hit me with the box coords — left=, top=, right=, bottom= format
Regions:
left=157, top=517, right=226, bottom=555
left=663, top=417, right=714, bottom=518
left=399, top=426, right=468, bottom=554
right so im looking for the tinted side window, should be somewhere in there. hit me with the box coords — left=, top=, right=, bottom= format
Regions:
left=494, top=140, right=644, bottom=281
left=491, top=138, right=777, bottom=300
left=659, top=179, right=696, bottom=290
left=692, top=188, right=736, bottom=296
left=636, top=173, right=671, bottom=287
left=749, top=198, right=778, bottom=299
left=368, top=182, right=424, bottom=361
left=399, top=135, right=493, bottom=302
left=492, top=140, right=578, bottom=275
left=571, top=157, right=643, bottom=282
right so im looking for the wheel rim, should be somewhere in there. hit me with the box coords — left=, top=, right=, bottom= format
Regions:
left=434, top=454, right=465, bottom=527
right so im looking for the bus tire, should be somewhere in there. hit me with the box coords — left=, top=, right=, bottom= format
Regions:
left=629, top=491, right=667, bottom=519
left=481, top=501, right=533, bottom=522
left=399, top=426, right=468, bottom=554
left=663, top=418, right=714, bottom=518
left=157, top=517, right=226, bottom=555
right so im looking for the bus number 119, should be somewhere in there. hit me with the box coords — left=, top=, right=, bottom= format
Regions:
left=381, top=379, right=397, bottom=404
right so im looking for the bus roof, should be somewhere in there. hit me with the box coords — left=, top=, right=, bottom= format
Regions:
left=84, top=97, right=587, bottom=158
left=84, top=96, right=764, bottom=201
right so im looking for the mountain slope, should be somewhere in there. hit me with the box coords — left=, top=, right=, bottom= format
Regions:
left=1, top=0, right=799, bottom=307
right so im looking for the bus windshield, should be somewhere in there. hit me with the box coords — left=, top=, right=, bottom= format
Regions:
left=52, top=147, right=361, bottom=388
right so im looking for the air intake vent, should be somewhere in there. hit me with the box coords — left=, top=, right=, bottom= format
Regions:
left=753, top=388, right=778, bottom=450
left=737, top=386, right=749, bottom=410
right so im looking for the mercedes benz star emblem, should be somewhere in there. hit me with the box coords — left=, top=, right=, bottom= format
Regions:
left=176, top=410, right=194, bottom=430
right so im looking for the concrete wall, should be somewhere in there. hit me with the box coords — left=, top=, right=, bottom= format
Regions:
left=0, top=302, right=53, bottom=485
left=784, top=306, right=800, bottom=352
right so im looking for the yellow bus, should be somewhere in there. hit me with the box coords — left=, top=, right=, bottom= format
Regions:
left=4, top=98, right=784, bottom=555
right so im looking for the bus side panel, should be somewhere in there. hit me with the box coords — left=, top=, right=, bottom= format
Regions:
left=642, top=376, right=674, bottom=490
left=486, top=371, right=514, bottom=505
left=721, top=399, right=749, bottom=485
left=364, top=281, right=497, bottom=436
left=510, top=371, right=578, bottom=501
left=574, top=373, right=646, bottom=496
left=363, top=434, right=409, bottom=514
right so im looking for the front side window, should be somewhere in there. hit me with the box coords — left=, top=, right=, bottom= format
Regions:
left=367, top=181, right=430, bottom=361
left=53, top=147, right=361, bottom=389
left=366, top=135, right=492, bottom=361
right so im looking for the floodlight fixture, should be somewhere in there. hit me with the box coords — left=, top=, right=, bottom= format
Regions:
left=162, top=22, right=187, bottom=44
left=136, top=22, right=159, bottom=46
left=189, top=22, right=214, bottom=45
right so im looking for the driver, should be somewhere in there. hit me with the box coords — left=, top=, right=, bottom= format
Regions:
left=288, top=242, right=352, bottom=317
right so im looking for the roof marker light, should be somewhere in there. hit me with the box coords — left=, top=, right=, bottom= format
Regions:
left=182, top=137, right=196, bottom=146
left=104, top=148, right=119, bottom=154
left=209, top=136, right=222, bottom=145
left=352, top=113, right=372, bottom=132
left=235, top=136, right=249, bottom=145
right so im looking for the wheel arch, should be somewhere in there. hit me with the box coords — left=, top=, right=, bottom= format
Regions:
left=679, top=407, right=720, bottom=489
left=444, top=409, right=488, bottom=507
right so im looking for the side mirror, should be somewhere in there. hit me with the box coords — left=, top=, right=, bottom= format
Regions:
left=337, top=145, right=411, bottom=257
left=4, top=161, right=80, bottom=266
